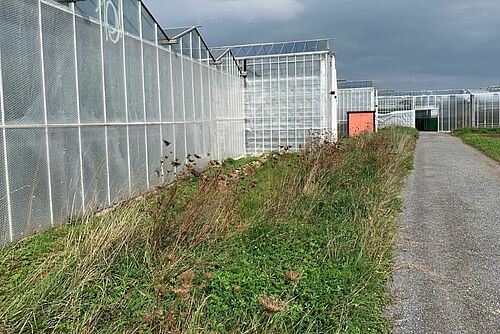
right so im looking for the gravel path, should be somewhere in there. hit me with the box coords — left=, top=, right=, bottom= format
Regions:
left=388, top=132, right=500, bottom=334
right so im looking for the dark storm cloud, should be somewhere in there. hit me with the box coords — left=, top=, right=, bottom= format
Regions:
left=143, top=0, right=500, bottom=90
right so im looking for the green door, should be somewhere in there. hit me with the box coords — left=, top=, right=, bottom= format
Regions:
left=415, top=110, right=438, bottom=131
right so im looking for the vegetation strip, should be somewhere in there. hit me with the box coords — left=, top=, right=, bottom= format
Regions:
left=452, top=128, right=500, bottom=162
left=0, top=127, right=418, bottom=333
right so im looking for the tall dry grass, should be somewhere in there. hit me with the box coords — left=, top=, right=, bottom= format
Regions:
left=0, top=159, right=263, bottom=333
left=0, top=127, right=418, bottom=333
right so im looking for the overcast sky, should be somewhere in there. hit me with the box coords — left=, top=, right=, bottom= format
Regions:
left=143, top=0, right=500, bottom=90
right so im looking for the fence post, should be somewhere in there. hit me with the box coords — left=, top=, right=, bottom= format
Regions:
left=38, top=0, right=55, bottom=227
left=215, top=67, right=221, bottom=160
left=285, top=58, right=289, bottom=152
left=155, top=23, right=164, bottom=183
left=119, top=0, right=132, bottom=195
left=168, top=45, right=177, bottom=175
left=71, top=3, right=88, bottom=211
left=199, top=35, right=204, bottom=154
left=375, top=89, right=379, bottom=132
left=190, top=32, right=196, bottom=126
left=180, top=38, right=188, bottom=165
left=0, top=46, right=14, bottom=243
left=138, top=3, right=150, bottom=189
left=98, top=1, right=112, bottom=206
left=207, top=63, right=213, bottom=159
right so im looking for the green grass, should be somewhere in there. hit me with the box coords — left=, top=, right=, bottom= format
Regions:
left=452, top=128, right=500, bottom=162
left=0, top=127, right=418, bottom=334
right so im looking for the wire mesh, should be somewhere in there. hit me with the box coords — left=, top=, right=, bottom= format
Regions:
left=147, top=124, right=162, bottom=187
left=106, top=126, right=130, bottom=204
left=81, top=126, right=108, bottom=211
left=48, top=127, right=83, bottom=223
left=76, top=16, right=105, bottom=124
left=42, top=4, right=79, bottom=124
left=0, top=131, right=8, bottom=245
left=0, top=0, right=245, bottom=245
left=1, top=0, right=45, bottom=125
left=6, top=128, right=51, bottom=239
left=125, top=36, right=145, bottom=122
left=103, top=28, right=127, bottom=123
left=128, top=124, right=148, bottom=196
left=143, top=43, right=160, bottom=122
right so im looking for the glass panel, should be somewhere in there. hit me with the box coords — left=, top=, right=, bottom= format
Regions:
left=123, top=0, right=140, bottom=36
left=75, top=0, right=99, bottom=19
left=141, top=5, right=156, bottom=41
left=157, top=26, right=167, bottom=42
left=191, top=31, right=200, bottom=60
left=305, top=41, right=318, bottom=52
left=317, top=40, right=328, bottom=50
left=295, top=42, right=306, bottom=52
left=262, top=45, right=272, bottom=55
left=104, top=0, right=120, bottom=29
left=181, top=36, right=191, bottom=57
left=282, top=42, right=294, bottom=53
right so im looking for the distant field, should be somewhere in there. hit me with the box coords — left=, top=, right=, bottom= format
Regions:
left=452, top=128, right=500, bottom=162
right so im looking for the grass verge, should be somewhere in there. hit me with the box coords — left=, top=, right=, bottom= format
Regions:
left=0, top=127, right=418, bottom=333
left=452, top=128, right=500, bottom=162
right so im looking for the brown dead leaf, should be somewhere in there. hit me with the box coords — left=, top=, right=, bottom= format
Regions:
left=204, top=272, right=215, bottom=280
left=178, top=269, right=196, bottom=286
left=257, top=296, right=288, bottom=314
left=143, top=311, right=154, bottom=324
left=166, top=251, right=178, bottom=263
left=285, top=270, right=301, bottom=282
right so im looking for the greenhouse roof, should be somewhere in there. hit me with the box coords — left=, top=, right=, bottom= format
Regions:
left=215, top=39, right=333, bottom=58
left=211, top=48, right=231, bottom=60
left=378, top=89, right=470, bottom=97
left=467, top=88, right=500, bottom=94
left=338, top=80, right=374, bottom=89
left=164, top=26, right=199, bottom=39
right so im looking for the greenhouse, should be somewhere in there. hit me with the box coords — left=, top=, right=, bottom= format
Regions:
left=214, top=39, right=338, bottom=155
left=337, top=80, right=377, bottom=136
left=378, top=89, right=500, bottom=131
left=338, top=83, right=500, bottom=133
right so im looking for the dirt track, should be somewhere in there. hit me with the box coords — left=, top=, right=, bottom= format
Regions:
left=388, top=132, right=500, bottom=333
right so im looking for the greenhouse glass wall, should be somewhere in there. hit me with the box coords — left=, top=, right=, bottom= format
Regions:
left=215, top=40, right=338, bottom=155
left=0, top=0, right=245, bottom=245
left=378, top=89, right=500, bottom=131
left=337, top=81, right=377, bottom=136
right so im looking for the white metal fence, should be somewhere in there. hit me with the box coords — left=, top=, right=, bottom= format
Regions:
left=0, top=0, right=245, bottom=245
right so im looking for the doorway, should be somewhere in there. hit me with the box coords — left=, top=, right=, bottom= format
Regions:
left=415, top=109, right=438, bottom=131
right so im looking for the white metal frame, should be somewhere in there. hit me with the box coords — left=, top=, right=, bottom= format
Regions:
left=0, top=44, right=13, bottom=242
left=38, top=0, right=55, bottom=227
